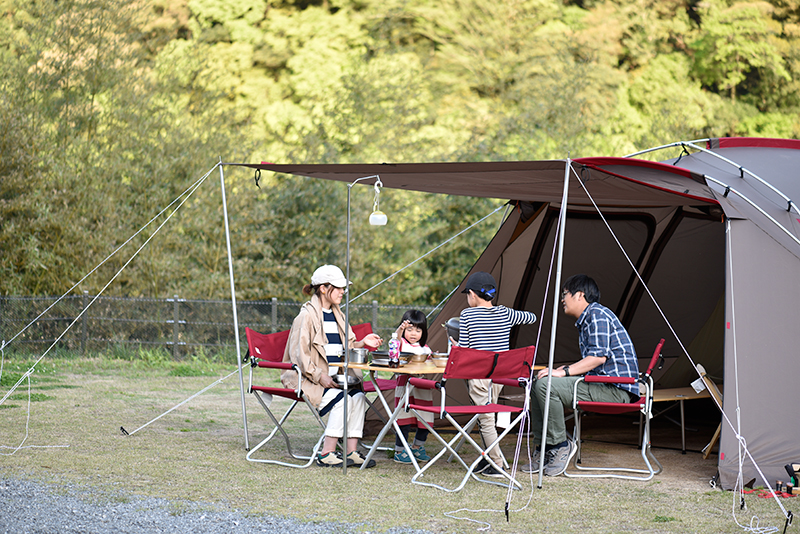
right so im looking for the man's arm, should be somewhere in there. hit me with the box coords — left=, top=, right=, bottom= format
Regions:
left=536, top=356, right=606, bottom=379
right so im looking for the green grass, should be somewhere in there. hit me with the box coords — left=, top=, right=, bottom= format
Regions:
left=0, top=352, right=790, bottom=533
left=654, top=515, right=677, bottom=523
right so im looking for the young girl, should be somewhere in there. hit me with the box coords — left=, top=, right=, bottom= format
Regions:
left=392, top=309, right=434, bottom=464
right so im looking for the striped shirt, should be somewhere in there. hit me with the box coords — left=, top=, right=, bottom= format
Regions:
left=322, top=309, right=342, bottom=376
left=576, top=302, right=639, bottom=396
left=458, top=306, right=537, bottom=352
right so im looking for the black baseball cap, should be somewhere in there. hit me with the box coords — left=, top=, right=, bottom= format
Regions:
left=461, top=271, right=497, bottom=300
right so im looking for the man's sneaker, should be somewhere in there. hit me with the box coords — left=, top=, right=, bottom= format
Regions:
left=521, top=449, right=542, bottom=473
left=347, top=450, right=376, bottom=469
left=412, top=446, right=431, bottom=462
left=317, top=451, right=354, bottom=468
left=543, top=441, right=575, bottom=477
left=393, top=450, right=413, bottom=464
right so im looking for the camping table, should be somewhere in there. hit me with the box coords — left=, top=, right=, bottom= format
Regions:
left=332, top=360, right=444, bottom=472
left=651, top=387, right=712, bottom=454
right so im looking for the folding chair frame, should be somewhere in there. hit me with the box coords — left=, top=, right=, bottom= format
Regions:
left=564, top=339, right=666, bottom=481
left=406, top=345, right=536, bottom=492
left=410, top=403, right=525, bottom=492
left=244, top=327, right=327, bottom=469
left=445, top=377, right=524, bottom=469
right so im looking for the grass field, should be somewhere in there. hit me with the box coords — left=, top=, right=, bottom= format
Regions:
left=0, top=353, right=792, bottom=533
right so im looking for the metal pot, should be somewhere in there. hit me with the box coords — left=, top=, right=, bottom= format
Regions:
left=444, top=317, right=460, bottom=342
left=347, top=347, right=370, bottom=364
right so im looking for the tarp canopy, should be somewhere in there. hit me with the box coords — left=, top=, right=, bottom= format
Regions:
left=242, top=159, right=717, bottom=206
left=242, top=137, right=800, bottom=490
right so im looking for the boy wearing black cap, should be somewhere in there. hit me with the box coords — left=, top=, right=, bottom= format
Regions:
left=457, top=271, right=537, bottom=477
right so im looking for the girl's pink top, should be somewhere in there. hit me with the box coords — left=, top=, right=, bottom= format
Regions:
left=401, top=339, right=432, bottom=355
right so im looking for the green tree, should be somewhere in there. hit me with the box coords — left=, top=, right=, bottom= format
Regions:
left=0, top=0, right=253, bottom=297
left=691, top=0, right=790, bottom=101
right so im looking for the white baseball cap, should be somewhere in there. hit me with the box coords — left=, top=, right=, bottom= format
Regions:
left=310, top=265, right=350, bottom=288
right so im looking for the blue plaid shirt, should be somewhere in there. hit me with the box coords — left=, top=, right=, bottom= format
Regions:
left=575, top=302, right=639, bottom=397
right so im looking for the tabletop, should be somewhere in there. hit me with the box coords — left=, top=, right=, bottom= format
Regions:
left=652, top=386, right=711, bottom=402
left=332, top=360, right=445, bottom=375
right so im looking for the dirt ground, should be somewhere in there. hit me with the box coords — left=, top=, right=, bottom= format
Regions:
left=559, top=397, right=723, bottom=491
left=366, top=389, right=724, bottom=492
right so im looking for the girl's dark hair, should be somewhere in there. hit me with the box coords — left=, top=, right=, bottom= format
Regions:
left=400, top=309, right=428, bottom=346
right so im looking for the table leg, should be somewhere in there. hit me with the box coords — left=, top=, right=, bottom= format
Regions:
left=680, top=399, right=686, bottom=454
left=360, top=372, right=420, bottom=472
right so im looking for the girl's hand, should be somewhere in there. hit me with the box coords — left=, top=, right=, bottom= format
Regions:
left=396, top=320, right=410, bottom=337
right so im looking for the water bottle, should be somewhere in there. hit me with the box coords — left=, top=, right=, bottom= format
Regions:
left=388, top=332, right=400, bottom=368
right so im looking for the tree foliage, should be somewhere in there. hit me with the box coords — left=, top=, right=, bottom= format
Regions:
left=3, top=0, right=800, bottom=305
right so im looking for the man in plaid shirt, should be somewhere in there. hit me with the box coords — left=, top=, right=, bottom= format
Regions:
left=524, top=274, right=639, bottom=476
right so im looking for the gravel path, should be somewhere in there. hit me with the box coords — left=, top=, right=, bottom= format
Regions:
left=0, top=478, right=429, bottom=534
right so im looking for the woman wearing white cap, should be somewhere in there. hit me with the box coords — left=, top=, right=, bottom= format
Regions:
left=280, top=265, right=383, bottom=468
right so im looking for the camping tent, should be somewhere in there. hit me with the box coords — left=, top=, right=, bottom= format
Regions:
left=245, top=137, right=800, bottom=490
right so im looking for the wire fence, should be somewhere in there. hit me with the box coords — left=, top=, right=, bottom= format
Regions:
left=0, top=293, right=438, bottom=360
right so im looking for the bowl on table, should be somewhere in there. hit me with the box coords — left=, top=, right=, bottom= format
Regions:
left=333, top=374, right=361, bottom=388
left=409, top=353, right=428, bottom=363
left=432, top=357, right=449, bottom=368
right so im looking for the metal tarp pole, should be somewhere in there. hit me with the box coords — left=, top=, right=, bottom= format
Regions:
left=219, top=162, right=249, bottom=449
left=537, top=157, right=571, bottom=488
left=342, top=181, right=353, bottom=474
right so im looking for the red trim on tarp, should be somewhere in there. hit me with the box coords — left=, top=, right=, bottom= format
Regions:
left=707, top=137, right=800, bottom=150
left=575, top=156, right=698, bottom=180
left=574, top=157, right=719, bottom=205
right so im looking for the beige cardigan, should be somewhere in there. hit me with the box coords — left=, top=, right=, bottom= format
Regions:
left=280, top=293, right=360, bottom=408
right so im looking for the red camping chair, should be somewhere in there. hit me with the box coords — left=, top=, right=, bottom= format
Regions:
left=406, top=345, right=536, bottom=492
left=563, top=338, right=666, bottom=480
left=245, top=323, right=393, bottom=467
left=244, top=327, right=327, bottom=468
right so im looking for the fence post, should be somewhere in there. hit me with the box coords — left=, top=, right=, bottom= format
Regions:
left=271, top=297, right=278, bottom=333
left=81, top=290, right=88, bottom=354
left=173, top=293, right=179, bottom=359
left=372, top=300, right=378, bottom=333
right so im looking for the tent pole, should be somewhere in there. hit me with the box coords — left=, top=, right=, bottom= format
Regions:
left=343, top=180, right=353, bottom=475
left=537, top=157, right=571, bottom=489
left=219, top=161, right=250, bottom=450
left=342, top=174, right=381, bottom=474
